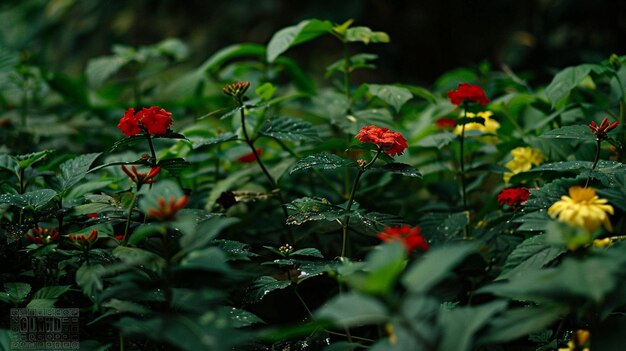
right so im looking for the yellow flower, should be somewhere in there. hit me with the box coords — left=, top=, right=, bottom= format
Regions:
left=454, top=111, right=500, bottom=143
left=558, top=330, right=591, bottom=351
left=503, top=147, right=544, bottom=183
left=548, top=186, right=614, bottom=233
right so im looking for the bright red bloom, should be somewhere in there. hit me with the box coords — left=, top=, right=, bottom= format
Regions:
left=497, top=187, right=530, bottom=207
left=121, top=165, right=160, bottom=191
left=27, top=227, right=59, bottom=245
left=447, top=83, right=490, bottom=106
left=138, top=106, right=173, bottom=135
left=117, top=106, right=173, bottom=137
left=355, top=125, right=408, bottom=157
left=147, top=195, right=189, bottom=221
left=68, top=229, right=98, bottom=249
left=377, top=225, right=429, bottom=252
left=435, top=118, right=457, bottom=129
left=588, top=117, right=619, bottom=141
left=237, top=148, right=263, bottom=163
left=85, top=213, right=98, bottom=219
left=118, top=108, right=142, bottom=137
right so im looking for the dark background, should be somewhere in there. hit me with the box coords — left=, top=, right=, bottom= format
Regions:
left=2, top=0, right=625, bottom=85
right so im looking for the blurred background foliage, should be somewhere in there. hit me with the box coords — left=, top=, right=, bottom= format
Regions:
left=2, top=0, right=626, bottom=85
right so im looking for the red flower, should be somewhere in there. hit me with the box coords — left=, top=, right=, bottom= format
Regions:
left=435, top=118, right=457, bottom=129
left=147, top=195, right=189, bottom=221
left=138, top=106, right=173, bottom=135
left=237, top=148, right=263, bottom=163
left=497, top=187, right=530, bottom=207
left=68, top=229, right=98, bottom=249
left=86, top=213, right=98, bottom=219
left=118, top=108, right=142, bottom=137
left=27, top=227, right=59, bottom=245
left=117, top=106, right=173, bottom=137
left=377, top=225, right=429, bottom=252
left=121, top=165, right=160, bottom=191
left=355, top=125, right=408, bottom=157
left=447, top=83, right=490, bottom=106
left=588, top=117, right=619, bottom=141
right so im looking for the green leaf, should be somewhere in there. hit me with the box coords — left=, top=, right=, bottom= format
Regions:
left=438, top=301, right=508, bottom=351
left=15, top=150, right=52, bottom=169
left=290, top=153, right=356, bottom=174
left=345, top=241, right=406, bottom=295
left=479, top=305, right=566, bottom=344
left=437, top=212, right=469, bottom=239
left=344, top=27, right=390, bottom=44
left=259, top=116, right=320, bottom=142
left=401, top=243, right=476, bottom=293
left=480, top=256, right=618, bottom=303
left=244, top=276, right=292, bottom=303
left=76, top=264, right=105, bottom=299
left=0, top=154, right=19, bottom=175
left=113, top=246, right=167, bottom=272
left=498, top=234, right=566, bottom=280
left=4, top=282, right=31, bottom=303
left=189, top=132, right=238, bottom=149
left=199, top=43, right=266, bottom=73
left=32, top=285, right=71, bottom=299
left=255, top=82, right=277, bottom=101
left=417, top=132, right=457, bottom=149
left=267, top=19, right=333, bottom=62
left=103, top=298, right=151, bottom=315
left=368, top=84, right=412, bottom=113
left=180, top=217, right=239, bottom=253
left=545, top=64, right=608, bottom=106
left=0, top=189, right=57, bottom=210
left=376, top=163, right=422, bottom=178
left=222, top=306, right=265, bottom=328
left=54, top=153, right=101, bottom=193
left=180, top=247, right=231, bottom=273
left=291, top=248, right=324, bottom=258
left=315, top=292, right=388, bottom=326
left=326, top=53, right=378, bottom=78
left=86, top=55, right=129, bottom=88
left=158, top=158, right=190, bottom=177
left=285, top=197, right=349, bottom=225
left=26, top=299, right=56, bottom=308
left=540, top=125, right=595, bottom=141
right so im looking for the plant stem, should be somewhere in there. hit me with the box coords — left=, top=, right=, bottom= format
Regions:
left=341, top=147, right=383, bottom=258
left=238, top=104, right=293, bottom=242
left=585, top=138, right=602, bottom=188
left=122, top=192, right=137, bottom=245
left=146, top=133, right=158, bottom=167
left=459, top=104, right=471, bottom=238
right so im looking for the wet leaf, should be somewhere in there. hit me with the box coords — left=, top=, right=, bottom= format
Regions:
left=260, top=116, right=320, bottom=142
left=290, top=153, right=356, bottom=174
left=497, top=234, right=566, bottom=280
left=0, top=189, right=57, bottom=210
left=244, top=276, right=292, bottom=303
left=375, top=162, right=422, bottom=178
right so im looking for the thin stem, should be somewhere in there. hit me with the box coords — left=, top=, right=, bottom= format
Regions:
left=459, top=108, right=468, bottom=211
left=239, top=108, right=276, bottom=189
left=146, top=133, right=158, bottom=167
left=585, top=139, right=602, bottom=188
left=238, top=103, right=293, bottom=242
left=459, top=105, right=471, bottom=238
left=341, top=147, right=383, bottom=258
left=122, top=192, right=137, bottom=245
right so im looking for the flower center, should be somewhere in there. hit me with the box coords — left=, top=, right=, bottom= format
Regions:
left=568, top=186, right=596, bottom=202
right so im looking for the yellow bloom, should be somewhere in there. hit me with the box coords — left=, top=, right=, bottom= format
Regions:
left=548, top=186, right=614, bottom=233
left=558, top=330, right=590, bottom=351
left=453, top=111, right=500, bottom=143
left=503, top=147, right=544, bottom=183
